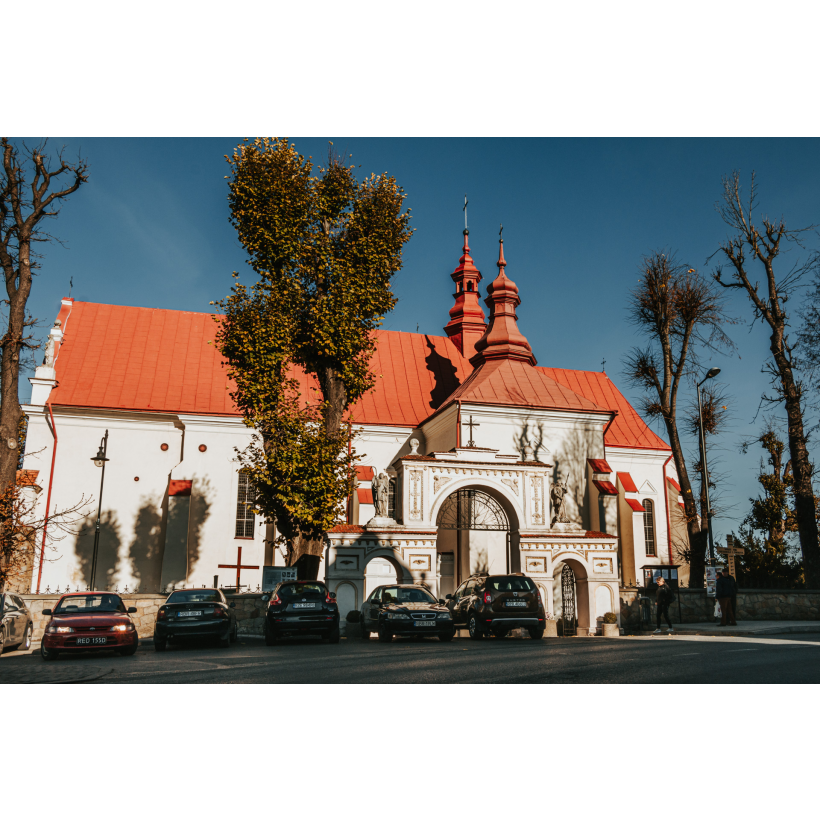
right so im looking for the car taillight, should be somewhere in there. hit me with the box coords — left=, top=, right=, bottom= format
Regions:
left=214, top=606, right=227, bottom=617
left=484, top=592, right=492, bottom=604
left=326, top=593, right=334, bottom=604
left=158, top=608, right=167, bottom=620
left=536, top=591, right=543, bottom=606
left=269, top=594, right=281, bottom=607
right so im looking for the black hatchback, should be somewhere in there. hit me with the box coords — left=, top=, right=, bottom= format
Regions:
left=261, top=581, right=340, bottom=645
left=154, top=588, right=238, bottom=650
left=447, top=573, right=546, bottom=639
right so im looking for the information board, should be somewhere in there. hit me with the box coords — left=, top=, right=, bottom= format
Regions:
left=705, top=566, right=719, bottom=597
left=262, top=566, right=298, bottom=591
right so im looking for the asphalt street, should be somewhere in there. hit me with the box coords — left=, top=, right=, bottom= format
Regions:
left=3, top=632, right=820, bottom=683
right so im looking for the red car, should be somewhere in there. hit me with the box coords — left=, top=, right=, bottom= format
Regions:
left=41, top=592, right=139, bottom=661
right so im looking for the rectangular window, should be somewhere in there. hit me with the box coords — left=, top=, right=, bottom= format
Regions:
left=388, top=477, right=397, bottom=520
left=643, top=499, right=656, bottom=557
left=235, top=471, right=255, bottom=538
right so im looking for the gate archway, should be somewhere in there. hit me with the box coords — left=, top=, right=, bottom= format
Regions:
left=561, top=563, right=577, bottom=637
left=436, top=489, right=509, bottom=531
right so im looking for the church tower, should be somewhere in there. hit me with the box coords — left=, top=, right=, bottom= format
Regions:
left=443, top=229, right=487, bottom=360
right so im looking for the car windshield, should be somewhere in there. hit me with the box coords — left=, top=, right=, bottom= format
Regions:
left=381, top=587, right=436, bottom=604
left=486, top=577, right=535, bottom=592
left=54, top=594, right=126, bottom=614
left=167, top=590, right=222, bottom=604
left=279, top=583, right=326, bottom=598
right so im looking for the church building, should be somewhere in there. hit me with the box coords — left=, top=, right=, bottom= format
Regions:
left=21, top=229, right=687, bottom=633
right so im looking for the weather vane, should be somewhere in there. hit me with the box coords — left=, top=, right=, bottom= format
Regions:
left=499, top=223, right=503, bottom=241
left=463, top=194, right=469, bottom=232
left=69, top=277, right=73, bottom=298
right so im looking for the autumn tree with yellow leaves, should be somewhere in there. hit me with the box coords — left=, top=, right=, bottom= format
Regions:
left=216, top=139, right=413, bottom=579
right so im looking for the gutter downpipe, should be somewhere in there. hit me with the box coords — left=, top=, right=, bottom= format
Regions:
left=36, top=402, right=58, bottom=594
left=456, top=400, right=461, bottom=449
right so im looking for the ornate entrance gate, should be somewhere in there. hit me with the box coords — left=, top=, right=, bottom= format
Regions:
left=561, top=563, right=577, bottom=637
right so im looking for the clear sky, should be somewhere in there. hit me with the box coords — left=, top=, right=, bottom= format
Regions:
left=21, top=137, right=820, bottom=547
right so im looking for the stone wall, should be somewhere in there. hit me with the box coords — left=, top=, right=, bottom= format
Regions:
left=618, top=587, right=820, bottom=628
left=20, top=593, right=269, bottom=642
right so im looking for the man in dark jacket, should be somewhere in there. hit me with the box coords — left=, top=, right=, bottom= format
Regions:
left=653, top=576, right=675, bottom=634
left=716, top=569, right=737, bottom=626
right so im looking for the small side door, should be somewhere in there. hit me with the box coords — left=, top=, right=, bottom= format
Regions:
left=364, top=588, right=382, bottom=629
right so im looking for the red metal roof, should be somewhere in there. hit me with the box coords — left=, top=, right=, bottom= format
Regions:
left=356, top=488, right=374, bottom=504
left=45, top=300, right=670, bottom=452
left=540, top=368, right=671, bottom=451
left=588, top=458, right=612, bottom=473
left=592, top=479, right=618, bottom=496
left=169, top=480, right=192, bottom=497
left=626, top=498, right=646, bottom=513
left=666, top=476, right=682, bottom=492
left=16, top=469, right=40, bottom=487
left=355, top=465, right=375, bottom=481
left=617, top=472, right=639, bottom=493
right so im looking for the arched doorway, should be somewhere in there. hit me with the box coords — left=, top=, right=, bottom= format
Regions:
left=552, top=558, right=590, bottom=636
left=561, top=564, right=577, bottom=637
left=435, top=488, right=515, bottom=593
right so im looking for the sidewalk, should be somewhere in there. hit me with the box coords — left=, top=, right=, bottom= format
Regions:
left=647, top=620, right=820, bottom=637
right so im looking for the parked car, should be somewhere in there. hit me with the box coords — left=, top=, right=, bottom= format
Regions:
left=0, top=592, right=34, bottom=654
left=154, top=588, right=238, bottom=650
left=446, top=573, right=546, bottom=639
left=40, top=592, right=139, bottom=660
left=261, top=580, right=340, bottom=645
left=361, top=584, right=455, bottom=643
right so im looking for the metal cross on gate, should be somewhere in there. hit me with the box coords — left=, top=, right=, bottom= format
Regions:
left=464, top=415, right=480, bottom=447
left=218, top=545, right=260, bottom=592
left=716, top=534, right=745, bottom=579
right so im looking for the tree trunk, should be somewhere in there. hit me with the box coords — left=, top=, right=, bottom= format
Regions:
left=772, top=346, right=820, bottom=586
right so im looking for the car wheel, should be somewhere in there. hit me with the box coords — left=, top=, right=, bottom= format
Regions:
left=468, top=614, right=484, bottom=640
left=528, top=627, right=545, bottom=640
left=218, top=632, right=231, bottom=648
left=154, top=637, right=166, bottom=651
left=22, top=624, right=32, bottom=651
left=41, top=642, right=59, bottom=661
left=0, top=627, right=5, bottom=654
left=377, top=625, right=392, bottom=643
left=119, top=642, right=138, bottom=656
left=438, top=631, right=454, bottom=642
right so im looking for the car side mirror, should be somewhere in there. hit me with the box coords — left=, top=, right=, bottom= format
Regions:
left=445, top=594, right=452, bottom=600
left=261, top=594, right=270, bottom=602
left=438, top=599, right=445, bottom=605
left=329, top=591, right=336, bottom=599
left=42, top=608, right=53, bottom=616
left=127, top=607, right=138, bottom=614
left=229, top=602, right=236, bottom=608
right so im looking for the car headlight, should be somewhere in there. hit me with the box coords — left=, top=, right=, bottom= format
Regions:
left=49, top=625, right=74, bottom=633
left=437, top=611, right=452, bottom=619
left=110, top=624, right=134, bottom=632
left=388, top=612, right=410, bottom=620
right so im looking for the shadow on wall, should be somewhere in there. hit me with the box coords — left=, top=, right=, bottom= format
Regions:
left=74, top=510, right=122, bottom=590
left=129, top=495, right=165, bottom=592
left=425, top=337, right=462, bottom=410
left=160, top=476, right=214, bottom=590
left=553, top=424, right=601, bottom=529
left=513, top=417, right=547, bottom=461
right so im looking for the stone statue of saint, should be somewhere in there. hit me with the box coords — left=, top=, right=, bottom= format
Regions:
left=42, top=320, right=61, bottom=368
left=372, top=472, right=390, bottom=518
left=550, top=476, right=570, bottom=527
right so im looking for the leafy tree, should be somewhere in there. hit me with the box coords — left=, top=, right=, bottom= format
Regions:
left=625, top=250, right=733, bottom=587
left=217, top=139, right=413, bottom=579
left=714, top=171, right=820, bottom=587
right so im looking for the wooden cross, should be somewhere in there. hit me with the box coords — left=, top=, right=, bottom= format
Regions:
left=716, top=535, right=745, bottom=579
left=218, top=545, right=259, bottom=592
left=465, top=414, right=480, bottom=447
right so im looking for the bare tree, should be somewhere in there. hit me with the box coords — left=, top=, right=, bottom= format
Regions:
left=713, top=171, right=820, bottom=587
left=625, top=251, right=733, bottom=587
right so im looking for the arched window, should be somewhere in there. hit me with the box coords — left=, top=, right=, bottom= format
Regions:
left=235, top=470, right=255, bottom=538
left=467, top=281, right=473, bottom=291
left=643, top=499, right=656, bottom=557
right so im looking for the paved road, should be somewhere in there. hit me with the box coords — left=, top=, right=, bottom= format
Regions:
left=3, top=633, right=820, bottom=683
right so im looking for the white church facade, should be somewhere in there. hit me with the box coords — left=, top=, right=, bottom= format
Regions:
left=21, top=230, right=687, bottom=634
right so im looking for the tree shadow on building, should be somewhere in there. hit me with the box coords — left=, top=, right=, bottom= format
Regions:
left=160, top=476, right=213, bottom=590
left=553, top=424, right=601, bottom=530
left=129, top=496, right=165, bottom=592
left=425, top=337, right=462, bottom=410
left=74, top=510, right=122, bottom=590
left=513, top=417, right=547, bottom=461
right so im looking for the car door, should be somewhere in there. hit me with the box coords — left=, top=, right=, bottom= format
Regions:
left=13, top=596, right=29, bottom=637
left=364, top=588, right=382, bottom=629
left=453, top=581, right=473, bottom=625
left=2, top=595, right=21, bottom=643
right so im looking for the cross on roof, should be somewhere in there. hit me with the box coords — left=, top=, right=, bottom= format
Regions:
left=218, top=545, right=259, bottom=592
left=463, top=194, right=468, bottom=231
left=465, top=414, right=480, bottom=447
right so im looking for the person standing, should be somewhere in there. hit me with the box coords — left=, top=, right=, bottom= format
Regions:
left=653, top=576, right=675, bottom=634
left=715, top=569, right=737, bottom=626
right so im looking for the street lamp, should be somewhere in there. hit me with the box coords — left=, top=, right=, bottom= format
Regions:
left=696, top=369, right=721, bottom=565
left=89, top=430, right=110, bottom=590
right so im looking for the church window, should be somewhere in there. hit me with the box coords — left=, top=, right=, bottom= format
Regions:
left=467, top=282, right=473, bottom=291
left=235, top=470, right=255, bottom=538
left=643, top=499, right=656, bottom=556
left=387, top=476, right=400, bottom=521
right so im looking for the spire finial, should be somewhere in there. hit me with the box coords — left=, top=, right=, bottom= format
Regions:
left=463, top=194, right=469, bottom=235
left=497, top=224, right=506, bottom=270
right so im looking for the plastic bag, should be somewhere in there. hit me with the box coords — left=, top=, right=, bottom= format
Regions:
left=714, top=601, right=722, bottom=618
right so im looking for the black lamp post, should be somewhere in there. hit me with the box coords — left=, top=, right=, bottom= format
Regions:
left=89, top=430, right=110, bottom=590
left=696, top=368, right=721, bottom=566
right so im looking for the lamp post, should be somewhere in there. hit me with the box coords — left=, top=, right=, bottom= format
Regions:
left=89, top=430, right=110, bottom=591
left=696, top=369, right=721, bottom=566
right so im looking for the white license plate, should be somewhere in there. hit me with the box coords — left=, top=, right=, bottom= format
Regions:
left=505, top=601, right=527, bottom=607
left=414, top=620, right=436, bottom=626
left=293, top=603, right=317, bottom=609
left=77, top=637, right=107, bottom=645
left=179, top=611, right=202, bottom=617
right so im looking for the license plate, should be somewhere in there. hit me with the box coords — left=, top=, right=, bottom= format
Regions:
left=77, top=637, right=107, bottom=645
left=414, top=620, right=436, bottom=626
left=179, top=611, right=202, bottom=617
left=505, top=601, right=527, bottom=607
left=293, top=603, right=316, bottom=609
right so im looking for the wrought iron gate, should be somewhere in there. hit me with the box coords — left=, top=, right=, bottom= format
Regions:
left=436, top=489, right=509, bottom=531
left=561, top=564, right=577, bottom=637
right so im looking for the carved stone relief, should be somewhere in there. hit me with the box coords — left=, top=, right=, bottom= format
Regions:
left=531, top=476, right=544, bottom=524
left=434, top=475, right=453, bottom=494
left=501, top=477, right=519, bottom=495
left=409, top=470, right=423, bottom=520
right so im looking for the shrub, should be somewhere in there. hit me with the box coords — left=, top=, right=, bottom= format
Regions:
left=602, top=611, right=618, bottom=624
left=346, top=610, right=361, bottom=623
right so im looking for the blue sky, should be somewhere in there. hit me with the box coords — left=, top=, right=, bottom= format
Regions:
left=22, top=137, right=820, bottom=546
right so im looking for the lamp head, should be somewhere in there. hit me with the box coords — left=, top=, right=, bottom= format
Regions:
left=92, top=444, right=108, bottom=468
left=705, top=367, right=721, bottom=380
